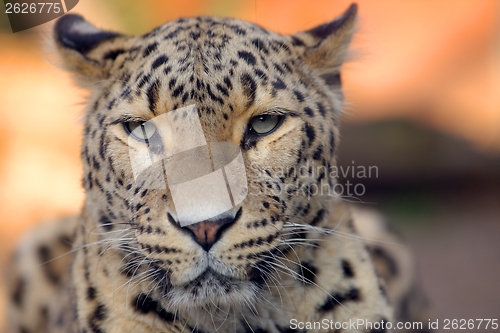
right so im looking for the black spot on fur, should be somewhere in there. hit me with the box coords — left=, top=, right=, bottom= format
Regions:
left=98, top=215, right=113, bottom=231
left=304, top=107, right=314, bottom=117
left=293, top=90, right=304, bottom=102
left=240, top=73, right=257, bottom=108
left=190, top=31, right=200, bottom=40
left=317, top=102, right=326, bottom=117
left=310, top=209, right=325, bottom=226
left=342, top=259, right=354, bottom=278
left=230, top=25, right=246, bottom=35
left=251, top=38, right=269, bottom=54
left=152, top=55, right=169, bottom=69
left=223, top=76, right=233, bottom=90
left=238, top=50, right=257, bottom=65
left=143, top=42, right=158, bottom=57
left=12, top=277, right=25, bottom=306
left=318, top=287, right=360, bottom=313
left=216, top=83, right=229, bottom=97
left=137, top=73, right=151, bottom=89
left=304, top=123, right=316, bottom=146
left=133, top=294, right=178, bottom=323
left=147, top=80, right=161, bottom=115
left=92, top=304, right=107, bottom=321
left=172, top=84, right=185, bottom=98
left=272, top=78, right=286, bottom=90
left=313, top=145, right=323, bottom=160
left=103, top=48, right=125, bottom=60
left=329, top=130, right=335, bottom=153
left=87, top=286, right=96, bottom=300
left=206, top=84, right=224, bottom=105
left=291, top=36, right=305, bottom=46
left=299, top=262, right=318, bottom=285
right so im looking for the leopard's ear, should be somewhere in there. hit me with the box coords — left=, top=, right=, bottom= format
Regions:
left=53, top=14, right=131, bottom=88
left=293, top=3, right=357, bottom=86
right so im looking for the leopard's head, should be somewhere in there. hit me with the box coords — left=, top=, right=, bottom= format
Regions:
left=54, top=4, right=357, bottom=310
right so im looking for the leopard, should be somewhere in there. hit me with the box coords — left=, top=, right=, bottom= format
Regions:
left=5, top=4, right=428, bottom=333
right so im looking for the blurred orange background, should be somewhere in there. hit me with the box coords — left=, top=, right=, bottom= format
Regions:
left=1, top=0, right=499, bottom=330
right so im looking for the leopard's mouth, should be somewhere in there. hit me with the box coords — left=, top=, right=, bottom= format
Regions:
left=162, top=269, right=259, bottom=308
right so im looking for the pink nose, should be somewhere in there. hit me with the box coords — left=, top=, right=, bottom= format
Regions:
left=183, top=221, right=221, bottom=250
left=182, top=215, right=238, bottom=251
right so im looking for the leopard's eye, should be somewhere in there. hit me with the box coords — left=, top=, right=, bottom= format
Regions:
left=249, top=115, right=283, bottom=135
left=123, top=121, right=157, bottom=142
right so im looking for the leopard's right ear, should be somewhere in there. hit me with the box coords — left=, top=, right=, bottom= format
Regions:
left=54, top=14, right=132, bottom=88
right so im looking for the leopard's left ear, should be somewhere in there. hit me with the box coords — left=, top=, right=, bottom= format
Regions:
left=293, top=3, right=357, bottom=85
left=53, top=14, right=132, bottom=88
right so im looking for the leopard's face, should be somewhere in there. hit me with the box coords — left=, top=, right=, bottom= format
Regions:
left=55, top=9, right=356, bottom=310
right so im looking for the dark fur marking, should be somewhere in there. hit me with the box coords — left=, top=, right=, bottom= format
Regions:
left=152, top=55, right=169, bottom=69
left=237, top=50, right=257, bottom=66
left=293, top=89, right=304, bottom=102
left=329, top=130, right=335, bottom=154
left=87, top=286, right=96, bottom=300
left=143, top=42, right=158, bottom=57
left=206, top=84, right=224, bottom=105
left=240, top=73, right=257, bottom=108
left=133, top=293, right=178, bottom=323
left=310, top=209, right=325, bottom=226
left=12, top=277, right=25, bottom=306
left=223, top=76, right=233, bottom=90
left=298, top=262, right=318, bottom=285
left=91, top=304, right=107, bottom=322
left=190, top=31, right=200, bottom=40
left=291, top=36, right=305, bottom=46
left=37, top=245, right=60, bottom=283
left=318, top=287, right=360, bottom=313
left=316, top=102, right=326, bottom=117
left=272, top=78, right=286, bottom=90
left=342, top=259, right=354, bottom=278
left=304, top=123, right=316, bottom=146
left=304, top=107, right=314, bottom=117
left=313, top=145, right=323, bottom=160
left=172, top=84, right=185, bottom=98
left=251, top=38, right=269, bottom=54
left=230, top=25, right=246, bottom=35
left=103, top=48, right=125, bottom=60
left=147, top=80, right=161, bottom=114
left=216, top=83, right=229, bottom=97
left=98, top=215, right=113, bottom=231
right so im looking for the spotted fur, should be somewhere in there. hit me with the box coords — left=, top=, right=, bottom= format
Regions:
left=6, top=4, right=427, bottom=333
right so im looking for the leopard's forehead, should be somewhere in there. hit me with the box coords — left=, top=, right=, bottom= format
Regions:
left=117, top=15, right=300, bottom=88
left=137, top=16, right=295, bottom=60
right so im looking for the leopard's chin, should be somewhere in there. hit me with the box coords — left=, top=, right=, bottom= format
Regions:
left=164, top=270, right=259, bottom=309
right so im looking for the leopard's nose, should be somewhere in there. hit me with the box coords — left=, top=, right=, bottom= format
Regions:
left=182, top=211, right=241, bottom=251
